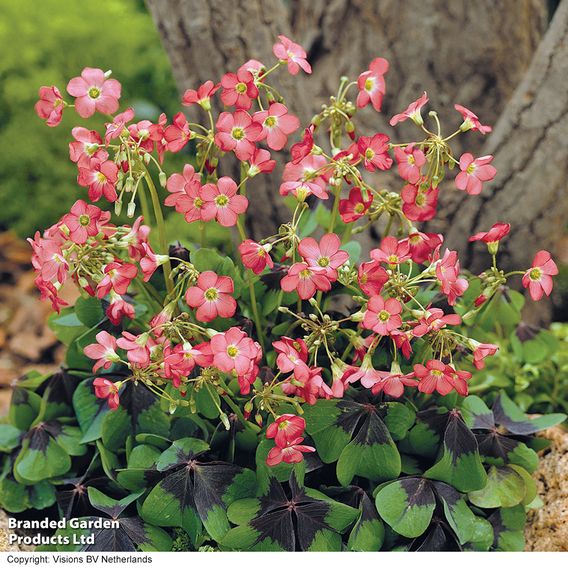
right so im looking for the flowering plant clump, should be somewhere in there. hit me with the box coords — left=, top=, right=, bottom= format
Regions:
left=0, top=37, right=565, bottom=553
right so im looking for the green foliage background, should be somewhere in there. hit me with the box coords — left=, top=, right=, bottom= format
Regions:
left=0, top=0, right=179, bottom=236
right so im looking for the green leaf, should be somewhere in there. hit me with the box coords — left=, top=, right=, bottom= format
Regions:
left=468, top=465, right=526, bottom=508
left=424, top=412, right=487, bottom=492
left=117, top=444, right=161, bottom=491
left=102, top=383, right=170, bottom=451
left=14, top=424, right=71, bottom=484
left=488, top=505, right=526, bottom=551
left=432, top=481, right=475, bottom=545
left=74, top=296, right=105, bottom=327
left=464, top=516, right=494, bottom=551
left=72, top=378, right=110, bottom=443
left=375, top=478, right=436, bottom=538
left=493, top=392, right=565, bottom=435
left=0, top=423, right=22, bottom=452
left=9, top=387, right=41, bottom=430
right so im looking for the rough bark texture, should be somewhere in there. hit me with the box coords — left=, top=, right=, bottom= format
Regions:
left=146, top=0, right=547, bottom=243
left=431, top=0, right=568, bottom=276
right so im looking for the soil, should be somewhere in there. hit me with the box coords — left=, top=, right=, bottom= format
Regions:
left=525, top=425, right=568, bottom=551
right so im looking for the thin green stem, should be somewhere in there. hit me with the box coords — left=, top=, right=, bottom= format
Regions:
left=143, top=169, right=174, bottom=296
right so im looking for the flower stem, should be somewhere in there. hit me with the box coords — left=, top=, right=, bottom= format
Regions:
left=144, top=169, right=174, bottom=296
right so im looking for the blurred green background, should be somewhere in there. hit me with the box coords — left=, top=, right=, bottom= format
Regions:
left=0, top=0, right=180, bottom=236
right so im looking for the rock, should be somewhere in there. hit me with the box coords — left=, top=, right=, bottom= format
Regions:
left=525, top=425, right=568, bottom=551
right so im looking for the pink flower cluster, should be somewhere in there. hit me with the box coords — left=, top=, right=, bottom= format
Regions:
left=32, top=34, right=559, bottom=472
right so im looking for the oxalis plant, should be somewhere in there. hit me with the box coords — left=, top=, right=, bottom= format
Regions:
left=0, top=35, right=565, bottom=552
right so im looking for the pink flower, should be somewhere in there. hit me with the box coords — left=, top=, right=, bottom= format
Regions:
left=358, top=260, right=389, bottom=296
left=266, top=414, right=306, bottom=448
left=472, top=342, right=499, bottom=369
left=272, top=35, right=312, bottom=75
left=298, top=233, right=348, bottom=281
left=253, top=103, right=300, bottom=150
left=280, top=155, right=330, bottom=200
left=77, top=155, right=119, bottom=203
left=200, top=176, right=248, bottom=227
left=163, top=342, right=213, bottom=386
left=96, top=261, right=138, bottom=298
left=339, top=187, right=372, bottom=223
left=35, top=86, right=65, bottom=127
left=165, top=164, right=204, bottom=223
left=247, top=148, right=276, bottom=177
left=93, top=378, right=120, bottom=410
left=345, top=355, right=382, bottom=387
left=356, top=58, right=389, bottom=112
left=469, top=223, right=510, bottom=244
left=215, top=110, right=262, bottom=161
left=148, top=113, right=168, bottom=163
left=185, top=271, right=237, bottom=322
left=401, top=184, right=439, bottom=222
left=390, top=92, right=429, bottom=126
left=28, top=234, right=67, bottom=284
left=106, top=293, right=135, bottom=326
left=164, top=112, right=192, bottom=153
left=35, top=276, right=68, bottom=313
left=280, top=262, right=331, bottom=300
left=84, top=331, right=119, bottom=372
left=403, top=231, right=443, bottom=264
left=454, top=104, right=492, bottom=134
left=139, top=243, right=169, bottom=282
left=414, top=360, right=470, bottom=397
left=266, top=437, right=315, bottom=466
left=105, top=107, right=135, bottom=143
left=210, top=327, right=261, bottom=377
left=371, top=236, right=411, bottom=265
left=128, top=120, right=155, bottom=153
left=370, top=364, right=418, bottom=398
left=522, top=250, right=558, bottom=301
left=182, top=80, right=220, bottom=109
left=411, top=308, right=461, bottom=337
left=363, top=296, right=403, bottom=335
left=290, top=126, right=314, bottom=164
left=455, top=153, right=497, bottom=195
left=436, top=249, right=469, bottom=306
left=62, top=199, right=104, bottom=244
left=356, top=134, right=392, bottom=172
left=69, top=127, right=103, bottom=166
left=273, top=337, right=310, bottom=382
left=116, top=331, right=156, bottom=366
left=239, top=239, right=273, bottom=274
left=394, top=144, right=426, bottom=184
left=66, top=67, right=121, bottom=118
left=220, top=69, right=259, bottom=110
left=281, top=366, right=333, bottom=405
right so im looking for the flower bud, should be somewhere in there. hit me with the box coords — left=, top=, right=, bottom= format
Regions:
left=127, top=201, right=136, bottom=218
left=159, top=171, right=167, bottom=187
left=114, top=200, right=123, bottom=216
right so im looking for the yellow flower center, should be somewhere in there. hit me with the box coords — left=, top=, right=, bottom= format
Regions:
left=235, top=82, right=247, bottom=94
left=215, top=194, right=229, bottom=207
left=227, top=345, right=239, bottom=357
left=378, top=310, right=390, bottom=322
left=364, top=78, right=374, bottom=91
left=529, top=268, right=542, bottom=281
left=96, top=172, right=107, bottom=183
left=265, top=116, right=277, bottom=127
left=388, top=254, right=399, bottom=264
left=79, top=214, right=90, bottom=226
left=365, top=148, right=375, bottom=160
left=299, top=269, right=312, bottom=279
left=88, top=87, right=101, bottom=99
left=232, top=127, right=245, bottom=140
left=204, top=287, right=219, bottom=301
left=318, top=256, right=330, bottom=267
left=194, top=197, right=204, bottom=208
left=354, top=203, right=365, bottom=213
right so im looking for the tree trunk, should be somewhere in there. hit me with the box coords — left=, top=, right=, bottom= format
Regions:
left=146, top=0, right=549, bottom=253
left=431, top=0, right=568, bottom=276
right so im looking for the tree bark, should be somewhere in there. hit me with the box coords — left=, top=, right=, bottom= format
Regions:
left=431, top=0, right=568, bottom=276
left=146, top=0, right=550, bottom=256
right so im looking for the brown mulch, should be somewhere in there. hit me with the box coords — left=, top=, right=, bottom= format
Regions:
left=0, top=231, right=71, bottom=415
left=525, top=425, right=568, bottom=551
